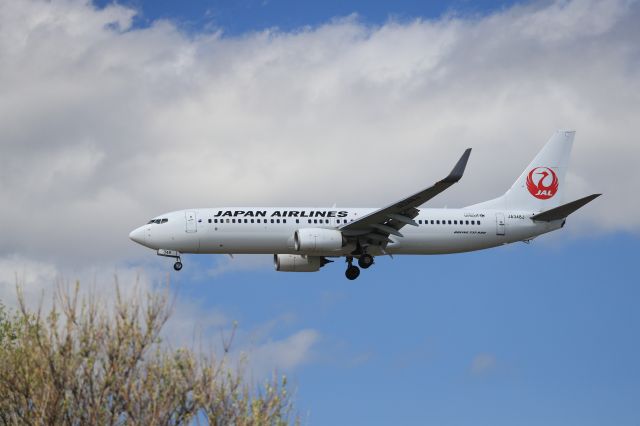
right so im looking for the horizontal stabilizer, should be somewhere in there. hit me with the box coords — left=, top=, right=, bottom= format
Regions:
left=530, top=194, right=601, bottom=222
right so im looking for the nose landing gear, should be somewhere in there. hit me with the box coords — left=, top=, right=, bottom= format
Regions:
left=157, top=249, right=183, bottom=272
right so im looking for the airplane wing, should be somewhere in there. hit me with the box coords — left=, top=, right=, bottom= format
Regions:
left=339, top=148, right=472, bottom=243
left=530, top=194, right=601, bottom=222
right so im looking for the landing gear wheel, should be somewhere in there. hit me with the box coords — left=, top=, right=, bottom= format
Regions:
left=358, top=254, right=374, bottom=269
left=173, top=261, right=183, bottom=271
left=345, top=265, right=360, bottom=280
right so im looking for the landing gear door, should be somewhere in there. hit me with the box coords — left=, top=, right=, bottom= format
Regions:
left=496, top=212, right=506, bottom=236
left=185, top=211, right=197, bottom=233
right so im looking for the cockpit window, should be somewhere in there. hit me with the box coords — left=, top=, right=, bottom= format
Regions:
left=148, top=218, right=168, bottom=224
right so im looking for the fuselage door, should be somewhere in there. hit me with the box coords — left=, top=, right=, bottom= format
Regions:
left=186, top=211, right=197, bottom=233
left=496, top=212, right=506, bottom=236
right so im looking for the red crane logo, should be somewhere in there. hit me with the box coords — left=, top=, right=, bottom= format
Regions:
left=526, top=167, right=558, bottom=199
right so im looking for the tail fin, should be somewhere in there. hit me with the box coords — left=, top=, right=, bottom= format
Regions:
left=467, top=130, right=574, bottom=212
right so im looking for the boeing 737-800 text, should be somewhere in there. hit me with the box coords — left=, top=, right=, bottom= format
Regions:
left=129, top=131, right=600, bottom=280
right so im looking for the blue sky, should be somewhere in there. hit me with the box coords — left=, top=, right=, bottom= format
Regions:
left=172, top=233, right=639, bottom=425
left=95, top=0, right=519, bottom=35
left=1, top=0, right=639, bottom=424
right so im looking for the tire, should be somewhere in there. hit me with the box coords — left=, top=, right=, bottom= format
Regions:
left=345, top=265, right=360, bottom=280
left=173, top=261, right=183, bottom=271
left=358, top=254, right=374, bottom=269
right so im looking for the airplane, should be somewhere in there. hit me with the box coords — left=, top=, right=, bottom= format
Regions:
left=129, top=130, right=600, bottom=280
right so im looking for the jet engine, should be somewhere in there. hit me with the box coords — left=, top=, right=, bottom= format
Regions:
left=294, top=228, right=345, bottom=253
left=274, top=254, right=331, bottom=272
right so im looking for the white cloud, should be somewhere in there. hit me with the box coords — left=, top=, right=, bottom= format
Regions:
left=1, top=0, right=638, bottom=270
left=205, top=254, right=273, bottom=277
left=240, top=329, right=320, bottom=378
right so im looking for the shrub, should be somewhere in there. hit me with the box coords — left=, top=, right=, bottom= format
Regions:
left=0, top=282, right=297, bottom=425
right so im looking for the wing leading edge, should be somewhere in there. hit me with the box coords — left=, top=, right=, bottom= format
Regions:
left=340, top=148, right=472, bottom=244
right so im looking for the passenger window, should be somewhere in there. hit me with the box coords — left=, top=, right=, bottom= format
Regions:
left=313, top=219, right=317, bottom=224
left=208, top=219, right=212, bottom=224
left=471, top=220, right=475, bottom=225
left=270, top=219, right=274, bottom=224
left=448, top=220, right=451, bottom=225
left=436, top=220, right=440, bottom=224
left=454, top=220, right=457, bottom=225
left=277, top=219, right=280, bottom=223
left=283, top=219, right=287, bottom=224
left=232, top=219, right=236, bottom=223
left=308, top=219, right=311, bottom=224
left=430, top=220, right=434, bottom=224
left=477, top=220, right=481, bottom=225
left=296, top=219, right=299, bottom=224
left=465, top=220, right=469, bottom=225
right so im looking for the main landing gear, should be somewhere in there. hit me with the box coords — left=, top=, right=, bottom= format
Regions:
left=345, top=257, right=360, bottom=280
left=157, top=249, right=183, bottom=272
left=358, top=254, right=374, bottom=269
left=345, top=254, right=375, bottom=280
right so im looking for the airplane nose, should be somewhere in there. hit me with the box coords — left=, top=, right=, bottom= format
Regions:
left=129, top=227, right=146, bottom=245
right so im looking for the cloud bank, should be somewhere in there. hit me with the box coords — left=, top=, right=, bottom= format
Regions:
left=1, top=0, right=638, bottom=269
left=1, top=0, right=638, bottom=266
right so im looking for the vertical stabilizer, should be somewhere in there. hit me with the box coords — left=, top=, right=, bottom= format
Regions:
left=467, top=130, right=574, bottom=212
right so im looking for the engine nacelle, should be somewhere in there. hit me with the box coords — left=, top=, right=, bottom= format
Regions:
left=294, top=228, right=345, bottom=253
left=274, top=254, right=324, bottom=272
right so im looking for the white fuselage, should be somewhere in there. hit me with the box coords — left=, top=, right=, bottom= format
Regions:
left=131, top=207, right=562, bottom=257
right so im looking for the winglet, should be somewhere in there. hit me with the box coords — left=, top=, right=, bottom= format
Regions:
left=531, top=194, right=601, bottom=222
left=442, top=148, right=472, bottom=183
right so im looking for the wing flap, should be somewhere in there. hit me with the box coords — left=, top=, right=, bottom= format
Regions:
left=371, top=223, right=404, bottom=237
left=387, top=213, right=419, bottom=227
